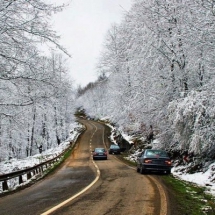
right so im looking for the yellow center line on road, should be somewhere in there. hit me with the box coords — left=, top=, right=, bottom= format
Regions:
left=41, top=161, right=100, bottom=215
left=40, top=122, right=101, bottom=215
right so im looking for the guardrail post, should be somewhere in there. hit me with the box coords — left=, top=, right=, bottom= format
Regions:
left=2, top=180, right=9, bottom=191
left=19, top=175, right=23, bottom=184
left=27, top=172, right=31, bottom=180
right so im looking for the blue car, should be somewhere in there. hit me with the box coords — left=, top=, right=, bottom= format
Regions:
left=108, top=144, right=121, bottom=154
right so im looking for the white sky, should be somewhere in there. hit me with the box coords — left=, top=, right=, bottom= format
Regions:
left=49, top=0, right=132, bottom=87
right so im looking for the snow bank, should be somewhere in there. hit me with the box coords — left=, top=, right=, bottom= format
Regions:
left=172, top=163, right=215, bottom=196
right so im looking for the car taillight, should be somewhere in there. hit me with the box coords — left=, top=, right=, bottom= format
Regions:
left=104, top=152, right=107, bottom=155
left=144, top=159, right=152, bottom=163
left=93, top=152, right=97, bottom=155
left=165, top=160, right=172, bottom=165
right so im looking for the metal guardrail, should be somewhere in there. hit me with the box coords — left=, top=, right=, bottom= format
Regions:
left=0, top=124, right=85, bottom=193
left=0, top=145, right=71, bottom=192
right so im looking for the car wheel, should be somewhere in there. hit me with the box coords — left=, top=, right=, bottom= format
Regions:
left=140, top=166, right=145, bottom=174
left=165, top=170, right=171, bottom=175
left=137, top=167, right=140, bottom=173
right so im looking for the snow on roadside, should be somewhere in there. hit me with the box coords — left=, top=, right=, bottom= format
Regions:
left=105, top=123, right=134, bottom=145
left=124, top=150, right=215, bottom=196
left=125, top=149, right=215, bottom=197
left=0, top=122, right=84, bottom=175
left=96, top=120, right=215, bottom=200
left=107, top=124, right=215, bottom=197
left=2, top=119, right=215, bottom=198
left=172, top=163, right=215, bottom=196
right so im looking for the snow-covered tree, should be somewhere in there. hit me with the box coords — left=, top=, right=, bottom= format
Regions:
left=0, top=1, right=75, bottom=160
left=77, top=0, right=215, bottom=159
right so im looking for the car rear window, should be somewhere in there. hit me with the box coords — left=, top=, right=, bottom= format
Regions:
left=111, top=145, right=120, bottom=149
left=95, top=148, right=105, bottom=152
left=146, top=150, right=168, bottom=157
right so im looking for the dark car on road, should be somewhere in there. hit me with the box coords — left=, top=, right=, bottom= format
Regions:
left=108, top=144, right=121, bottom=154
left=136, top=149, right=172, bottom=174
left=92, top=148, right=107, bottom=160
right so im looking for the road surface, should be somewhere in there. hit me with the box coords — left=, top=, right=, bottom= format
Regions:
left=0, top=119, right=171, bottom=215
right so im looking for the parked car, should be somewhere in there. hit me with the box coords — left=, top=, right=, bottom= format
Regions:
left=92, top=148, right=107, bottom=160
left=136, top=149, right=172, bottom=174
left=108, top=144, right=121, bottom=154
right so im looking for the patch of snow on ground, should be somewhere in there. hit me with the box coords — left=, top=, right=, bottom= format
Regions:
left=126, top=149, right=215, bottom=196
left=121, top=132, right=134, bottom=144
left=172, top=163, right=215, bottom=196
left=109, top=125, right=215, bottom=197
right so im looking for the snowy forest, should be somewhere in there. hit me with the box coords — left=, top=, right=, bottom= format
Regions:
left=0, top=1, right=75, bottom=161
left=77, top=0, right=215, bottom=160
left=1, top=0, right=215, bottom=163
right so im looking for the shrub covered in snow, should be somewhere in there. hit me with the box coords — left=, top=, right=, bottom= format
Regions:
left=168, top=89, right=215, bottom=158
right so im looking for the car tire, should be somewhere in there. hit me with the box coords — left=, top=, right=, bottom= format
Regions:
left=140, top=166, right=145, bottom=174
left=165, top=170, right=171, bottom=175
left=137, top=167, right=140, bottom=173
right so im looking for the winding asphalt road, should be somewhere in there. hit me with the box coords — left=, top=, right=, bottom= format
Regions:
left=0, top=119, right=170, bottom=215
